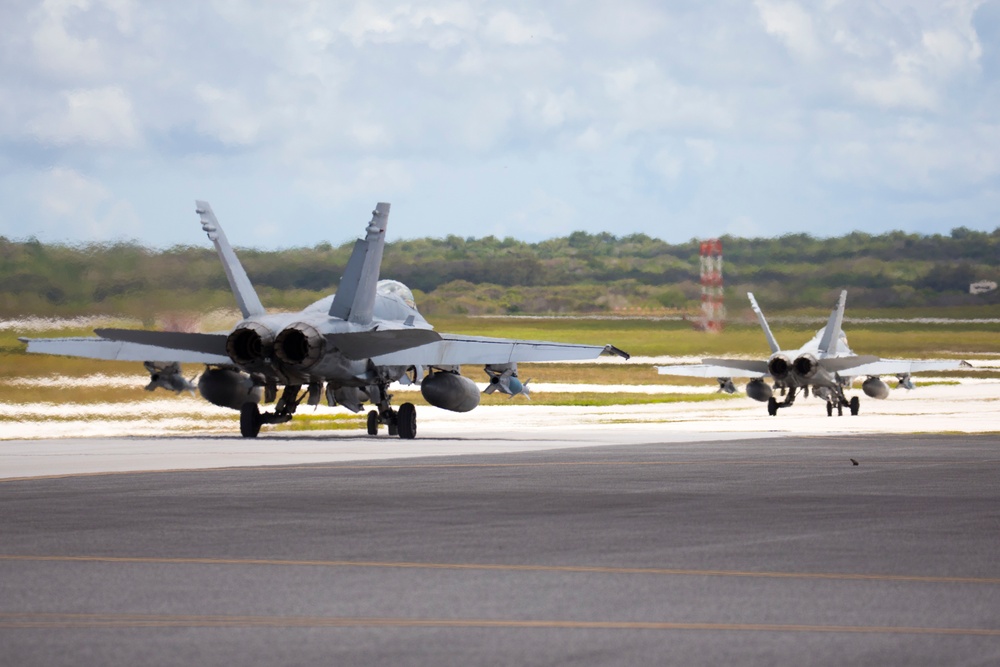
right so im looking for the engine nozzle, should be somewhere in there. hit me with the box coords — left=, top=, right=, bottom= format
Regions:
left=226, top=322, right=275, bottom=366
left=274, top=322, right=326, bottom=368
left=793, top=353, right=818, bottom=379
left=767, top=353, right=792, bottom=380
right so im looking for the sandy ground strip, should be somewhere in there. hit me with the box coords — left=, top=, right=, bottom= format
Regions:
left=2, top=376, right=997, bottom=442
left=1, top=376, right=996, bottom=479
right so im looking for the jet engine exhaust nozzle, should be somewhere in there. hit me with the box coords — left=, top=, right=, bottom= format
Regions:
left=793, top=354, right=818, bottom=379
left=767, top=354, right=792, bottom=380
left=226, top=322, right=275, bottom=365
left=274, top=322, right=326, bottom=368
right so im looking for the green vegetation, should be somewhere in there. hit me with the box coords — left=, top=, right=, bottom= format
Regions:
left=2, top=227, right=998, bottom=318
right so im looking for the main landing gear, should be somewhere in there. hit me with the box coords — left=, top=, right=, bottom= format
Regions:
left=366, top=403, right=417, bottom=439
left=767, top=387, right=798, bottom=416
left=239, top=381, right=419, bottom=440
left=825, top=394, right=860, bottom=418
left=239, top=384, right=303, bottom=438
left=766, top=385, right=862, bottom=418
left=366, top=382, right=417, bottom=439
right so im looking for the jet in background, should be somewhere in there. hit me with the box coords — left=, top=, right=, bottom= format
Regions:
left=656, top=290, right=968, bottom=416
left=22, top=202, right=629, bottom=439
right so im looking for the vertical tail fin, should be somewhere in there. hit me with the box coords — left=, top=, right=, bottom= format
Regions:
left=195, top=201, right=266, bottom=319
left=329, top=203, right=390, bottom=324
left=817, top=290, right=848, bottom=355
left=747, top=292, right=781, bottom=353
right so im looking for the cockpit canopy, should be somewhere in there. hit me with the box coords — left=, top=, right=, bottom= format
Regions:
left=377, top=280, right=416, bottom=308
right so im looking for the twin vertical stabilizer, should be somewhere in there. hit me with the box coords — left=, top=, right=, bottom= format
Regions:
left=817, top=290, right=848, bottom=355
left=195, top=201, right=266, bottom=319
left=329, top=203, right=390, bottom=325
left=747, top=292, right=781, bottom=354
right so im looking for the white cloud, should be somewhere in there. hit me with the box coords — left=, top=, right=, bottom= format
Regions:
left=755, top=0, right=822, bottom=60
left=505, top=189, right=576, bottom=238
left=32, top=167, right=138, bottom=239
left=193, top=85, right=262, bottom=147
left=483, top=10, right=559, bottom=45
left=27, top=86, right=140, bottom=147
left=0, top=0, right=996, bottom=246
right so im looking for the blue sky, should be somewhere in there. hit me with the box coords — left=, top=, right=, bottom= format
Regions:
left=1, top=0, right=998, bottom=248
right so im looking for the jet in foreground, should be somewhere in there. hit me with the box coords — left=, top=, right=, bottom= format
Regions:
left=656, top=291, right=967, bottom=416
left=22, top=202, right=629, bottom=438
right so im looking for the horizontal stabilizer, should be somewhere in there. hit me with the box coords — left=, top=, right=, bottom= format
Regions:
left=658, top=363, right=766, bottom=379
left=817, top=355, right=879, bottom=373
left=701, top=358, right=771, bottom=375
left=370, top=334, right=620, bottom=366
left=327, top=328, right=442, bottom=360
left=95, top=328, right=229, bottom=357
left=23, top=336, right=230, bottom=364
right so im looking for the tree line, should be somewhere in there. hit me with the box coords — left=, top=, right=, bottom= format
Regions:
left=1, top=227, right=997, bottom=319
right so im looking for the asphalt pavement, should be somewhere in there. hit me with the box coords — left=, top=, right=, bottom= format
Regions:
left=1, top=433, right=999, bottom=666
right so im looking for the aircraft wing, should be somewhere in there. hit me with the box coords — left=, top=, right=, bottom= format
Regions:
left=370, top=334, right=628, bottom=366
left=835, top=359, right=970, bottom=376
left=21, top=336, right=231, bottom=364
left=659, top=360, right=768, bottom=378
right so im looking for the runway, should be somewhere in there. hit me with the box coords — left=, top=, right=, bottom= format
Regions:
left=2, top=431, right=999, bottom=666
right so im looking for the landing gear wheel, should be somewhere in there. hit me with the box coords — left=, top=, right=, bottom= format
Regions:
left=849, top=396, right=860, bottom=416
left=767, top=397, right=778, bottom=416
left=240, top=402, right=262, bottom=438
left=397, top=402, right=417, bottom=440
left=826, top=402, right=833, bottom=417
left=367, top=410, right=379, bottom=436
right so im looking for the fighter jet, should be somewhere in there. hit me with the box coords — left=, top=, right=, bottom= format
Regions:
left=656, top=290, right=967, bottom=417
left=22, top=202, right=629, bottom=438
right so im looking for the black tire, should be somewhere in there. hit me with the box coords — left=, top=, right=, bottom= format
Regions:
left=826, top=402, right=833, bottom=417
left=240, top=402, right=262, bottom=438
left=849, top=396, right=860, bottom=416
left=366, top=410, right=379, bottom=436
left=767, top=397, right=778, bottom=416
left=397, top=403, right=417, bottom=439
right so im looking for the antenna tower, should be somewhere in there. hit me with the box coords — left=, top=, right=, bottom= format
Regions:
left=698, top=239, right=724, bottom=332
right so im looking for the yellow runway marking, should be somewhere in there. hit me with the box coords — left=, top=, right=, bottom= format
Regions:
left=2, top=554, right=998, bottom=586
left=0, top=612, right=998, bottom=636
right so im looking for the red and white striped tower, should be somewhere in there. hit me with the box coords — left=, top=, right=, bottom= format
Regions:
left=699, top=239, right=724, bottom=332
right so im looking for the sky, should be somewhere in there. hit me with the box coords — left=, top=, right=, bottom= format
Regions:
left=1, top=0, right=999, bottom=248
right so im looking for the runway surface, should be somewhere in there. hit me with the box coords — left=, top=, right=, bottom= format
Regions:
left=2, top=431, right=999, bottom=666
